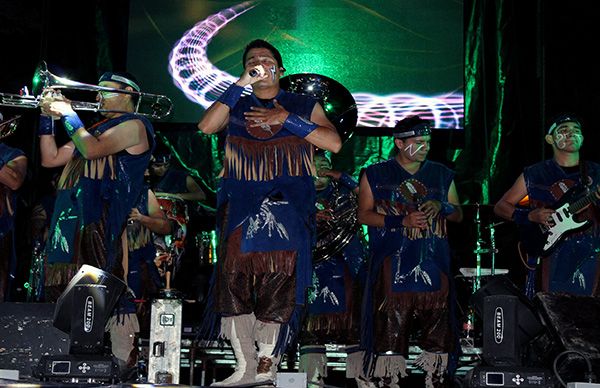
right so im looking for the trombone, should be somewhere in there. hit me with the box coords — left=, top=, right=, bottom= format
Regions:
left=0, top=62, right=173, bottom=120
left=0, top=115, right=20, bottom=140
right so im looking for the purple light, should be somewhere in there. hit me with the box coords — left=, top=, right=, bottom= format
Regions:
left=168, top=2, right=257, bottom=107
left=168, top=2, right=464, bottom=129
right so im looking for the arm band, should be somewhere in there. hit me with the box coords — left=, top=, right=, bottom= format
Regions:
left=60, top=112, right=84, bottom=137
left=384, top=215, right=405, bottom=229
left=512, top=208, right=531, bottom=225
left=339, top=172, right=358, bottom=190
left=284, top=113, right=318, bottom=138
left=38, top=115, right=55, bottom=136
left=440, top=202, right=457, bottom=216
left=217, top=84, right=244, bottom=109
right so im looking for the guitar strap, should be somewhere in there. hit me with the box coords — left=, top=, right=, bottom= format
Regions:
left=580, top=160, right=591, bottom=191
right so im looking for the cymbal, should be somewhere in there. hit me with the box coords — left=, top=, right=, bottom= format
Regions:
left=280, top=73, right=357, bottom=143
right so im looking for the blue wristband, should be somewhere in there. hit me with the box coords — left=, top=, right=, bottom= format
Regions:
left=284, top=113, right=318, bottom=138
left=217, top=84, right=244, bottom=108
left=339, top=172, right=358, bottom=190
left=384, top=215, right=405, bottom=229
left=440, top=202, right=456, bottom=216
left=512, top=208, right=531, bottom=225
left=38, top=115, right=55, bottom=136
left=61, top=112, right=84, bottom=137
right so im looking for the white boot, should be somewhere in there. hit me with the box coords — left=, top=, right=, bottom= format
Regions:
left=299, top=345, right=327, bottom=387
left=254, top=321, right=281, bottom=384
left=211, top=315, right=257, bottom=386
left=345, top=347, right=374, bottom=388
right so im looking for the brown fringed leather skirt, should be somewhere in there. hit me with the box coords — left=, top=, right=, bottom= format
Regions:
left=372, top=256, right=453, bottom=355
left=215, top=227, right=297, bottom=323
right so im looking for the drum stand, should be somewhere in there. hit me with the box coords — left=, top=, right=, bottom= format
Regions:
left=462, top=203, right=500, bottom=348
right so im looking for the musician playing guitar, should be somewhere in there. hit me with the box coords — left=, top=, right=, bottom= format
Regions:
left=494, top=113, right=600, bottom=296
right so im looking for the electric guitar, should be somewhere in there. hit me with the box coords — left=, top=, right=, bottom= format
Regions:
left=519, top=185, right=599, bottom=257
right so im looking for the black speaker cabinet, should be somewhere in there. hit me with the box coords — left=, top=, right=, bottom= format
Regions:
left=533, top=292, right=600, bottom=382
left=0, top=302, right=69, bottom=378
left=471, top=275, right=545, bottom=366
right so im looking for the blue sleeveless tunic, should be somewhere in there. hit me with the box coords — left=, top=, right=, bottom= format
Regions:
left=46, top=114, right=155, bottom=282
left=523, top=159, right=600, bottom=295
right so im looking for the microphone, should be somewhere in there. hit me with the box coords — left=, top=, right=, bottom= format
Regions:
left=249, top=69, right=259, bottom=77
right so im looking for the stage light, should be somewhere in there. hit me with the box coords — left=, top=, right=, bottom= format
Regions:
left=34, top=265, right=127, bottom=383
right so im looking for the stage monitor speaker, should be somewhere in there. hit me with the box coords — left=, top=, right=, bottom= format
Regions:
left=0, top=303, right=69, bottom=379
left=471, top=275, right=545, bottom=366
left=534, top=292, right=600, bottom=382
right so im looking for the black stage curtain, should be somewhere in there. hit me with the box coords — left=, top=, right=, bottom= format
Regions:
left=458, top=0, right=600, bottom=204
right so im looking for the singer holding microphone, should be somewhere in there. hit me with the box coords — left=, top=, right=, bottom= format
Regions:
left=197, top=39, right=341, bottom=386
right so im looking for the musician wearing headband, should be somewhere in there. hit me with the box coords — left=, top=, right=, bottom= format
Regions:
left=38, top=71, right=155, bottom=373
left=197, top=39, right=341, bottom=386
left=358, top=115, right=462, bottom=388
left=149, top=151, right=207, bottom=203
left=0, top=127, right=27, bottom=301
left=298, top=151, right=369, bottom=387
left=494, top=113, right=600, bottom=296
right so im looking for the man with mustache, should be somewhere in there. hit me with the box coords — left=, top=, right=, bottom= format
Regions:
left=358, top=115, right=463, bottom=388
left=494, top=113, right=600, bottom=296
left=198, top=39, right=341, bottom=386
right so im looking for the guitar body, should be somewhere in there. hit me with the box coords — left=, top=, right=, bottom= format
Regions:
left=519, top=185, right=594, bottom=257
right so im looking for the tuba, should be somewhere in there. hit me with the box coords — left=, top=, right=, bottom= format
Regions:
left=0, top=62, right=173, bottom=120
left=313, top=181, right=360, bottom=263
left=280, top=73, right=359, bottom=262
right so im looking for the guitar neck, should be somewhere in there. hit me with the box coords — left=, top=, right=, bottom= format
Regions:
left=568, top=189, right=599, bottom=213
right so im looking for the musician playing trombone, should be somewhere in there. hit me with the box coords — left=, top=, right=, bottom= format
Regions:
left=37, top=71, right=155, bottom=374
left=0, top=118, right=27, bottom=301
left=494, top=113, right=600, bottom=296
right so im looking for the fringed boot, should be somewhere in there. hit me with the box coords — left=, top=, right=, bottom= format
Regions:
left=299, top=344, right=327, bottom=387
left=371, top=354, right=407, bottom=388
left=254, top=321, right=282, bottom=384
left=345, top=346, right=375, bottom=388
left=211, top=314, right=258, bottom=386
left=414, top=350, right=448, bottom=388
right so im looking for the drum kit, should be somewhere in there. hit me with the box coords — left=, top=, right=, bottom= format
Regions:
left=453, top=203, right=511, bottom=349
left=154, top=195, right=189, bottom=287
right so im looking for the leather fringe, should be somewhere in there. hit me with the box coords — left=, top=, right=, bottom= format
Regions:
left=373, top=354, right=408, bottom=380
left=387, top=273, right=449, bottom=310
left=127, top=225, right=152, bottom=250
left=414, top=351, right=448, bottom=388
left=304, top=311, right=354, bottom=336
left=58, top=158, right=86, bottom=189
left=45, top=262, right=78, bottom=287
left=83, top=156, right=116, bottom=180
left=224, top=228, right=296, bottom=275
left=224, top=135, right=315, bottom=181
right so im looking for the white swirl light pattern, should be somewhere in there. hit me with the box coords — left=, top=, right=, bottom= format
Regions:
left=168, top=1, right=464, bottom=129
